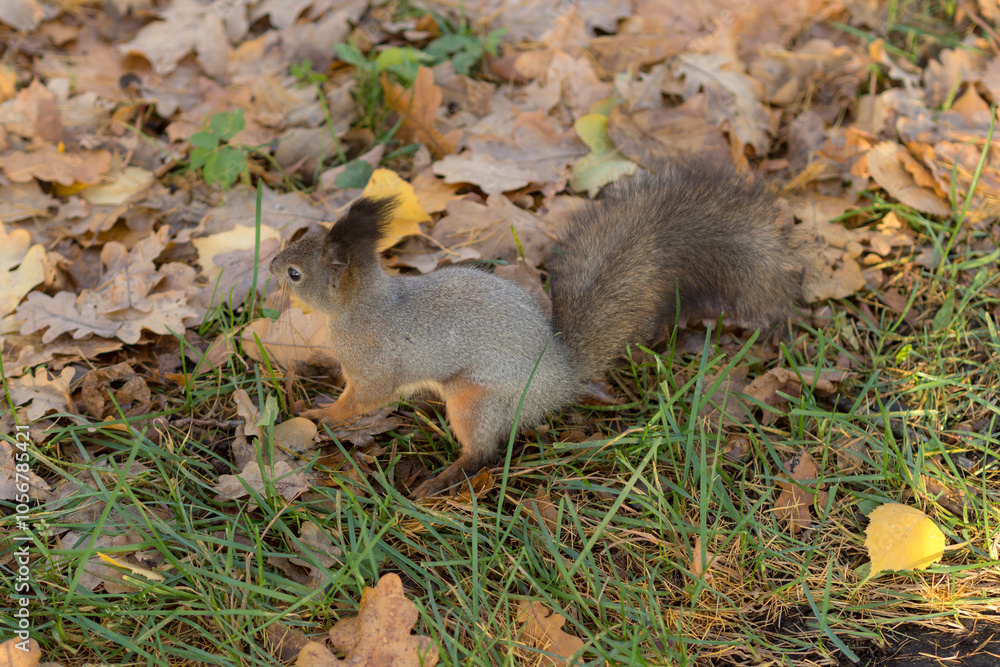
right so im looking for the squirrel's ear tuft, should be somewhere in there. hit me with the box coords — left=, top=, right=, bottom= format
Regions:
left=325, top=196, right=399, bottom=252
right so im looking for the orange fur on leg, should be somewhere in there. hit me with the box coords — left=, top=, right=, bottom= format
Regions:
left=411, top=380, right=497, bottom=499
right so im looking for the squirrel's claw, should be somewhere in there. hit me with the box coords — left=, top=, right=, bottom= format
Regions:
left=410, top=454, right=490, bottom=500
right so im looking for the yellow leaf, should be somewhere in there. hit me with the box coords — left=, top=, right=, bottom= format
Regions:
left=864, top=503, right=945, bottom=575
left=96, top=552, right=166, bottom=582
left=570, top=113, right=637, bottom=196
left=361, top=168, right=430, bottom=251
left=0, top=222, right=48, bottom=319
left=192, top=224, right=280, bottom=280
left=53, top=181, right=89, bottom=197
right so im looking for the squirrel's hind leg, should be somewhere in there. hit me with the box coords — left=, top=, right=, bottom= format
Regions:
left=410, top=380, right=506, bottom=499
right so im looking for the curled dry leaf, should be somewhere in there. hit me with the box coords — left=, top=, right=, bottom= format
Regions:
left=80, top=362, right=152, bottom=419
left=864, top=503, right=945, bottom=576
left=866, top=142, right=951, bottom=216
left=515, top=600, right=584, bottom=667
left=773, top=452, right=828, bottom=535
left=233, top=388, right=264, bottom=439
left=690, top=535, right=718, bottom=580
left=274, top=417, right=318, bottom=455
left=295, top=573, right=439, bottom=667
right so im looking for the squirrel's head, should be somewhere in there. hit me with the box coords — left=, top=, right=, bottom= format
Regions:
left=269, top=196, right=399, bottom=314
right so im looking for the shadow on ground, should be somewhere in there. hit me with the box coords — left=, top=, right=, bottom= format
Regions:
left=849, top=620, right=1000, bottom=666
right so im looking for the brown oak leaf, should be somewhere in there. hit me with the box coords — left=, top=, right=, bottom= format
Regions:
left=382, top=66, right=461, bottom=159
left=515, top=600, right=585, bottom=667
left=16, top=227, right=197, bottom=344
left=6, top=366, right=75, bottom=421
left=0, top=144, right=111, bottom=186
left=295, top=573, right=439, bottom=667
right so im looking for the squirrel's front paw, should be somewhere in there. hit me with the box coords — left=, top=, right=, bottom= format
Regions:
left=302, top=405, right=352, bottom=426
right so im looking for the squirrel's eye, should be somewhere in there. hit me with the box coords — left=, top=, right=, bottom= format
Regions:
left=287, top=267, right=302, bottom=282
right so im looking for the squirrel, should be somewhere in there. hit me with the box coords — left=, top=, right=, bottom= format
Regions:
left=268, top=159, right=810, bottom=499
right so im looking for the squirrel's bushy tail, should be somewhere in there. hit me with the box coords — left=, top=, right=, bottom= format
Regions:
left=549, top=159, right=808, bottom=380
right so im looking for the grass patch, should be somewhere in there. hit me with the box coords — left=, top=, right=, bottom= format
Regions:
left=4, top=232, right=999, bottom=664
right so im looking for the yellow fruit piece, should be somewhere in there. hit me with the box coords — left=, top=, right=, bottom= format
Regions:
left=361, top=168, right=430, bottom=251
left=864, top=503, right=945, bottom=575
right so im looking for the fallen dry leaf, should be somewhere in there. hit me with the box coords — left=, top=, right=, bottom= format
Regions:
left=0, top=181, right=58, bottom=224
left=866, top=142, right=951, bottom=216
left=274, top=417, right=319, bottom=455
left=289, top=520, right=342, bottom=586
left=6, top=366, right=74, bottom=421
left=525, top=486, right=561, bottom=535
left=17, top=227, right=198, bottom=345
left=382, top=66, right=461, bottom=160
left=431, top=193, right=550, bottom=266
left=264, top=622, right=311, bottom=663
left=690, top=535, right=718, bottom=580
left=213, top=461, right=310, bottom=507
left=433, top=153, right=540, bottom=194
left=515, top=600, right=585, bottom=667
left=323, top=408, right=402, bottom=448
left=242, top=308, right=339, bottom=370
left=773, top=452, right=828, bottom=535
left=608, top=95, right=730, bottom=165
left=0, top=0, right=44, bottom=32
left=295, top=572, right=439, bottom=667
left=79, top=165, right=154, bottom=205
left=118, top=0, right=248, bottom=76
left=0, top=222, right=49, bottom=330
left=0, top=440, right=52, bottom=503
left=0, top=637, right=41, bottom=667
left=80, top=362, right=152, bottom=419
left=570, top=112, right=638, bottom=196
left=410, top=167, right=463, bottom=213
left=674, top=52, right=773, bottom=152
left=0, top=144, right=112, bottom=187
